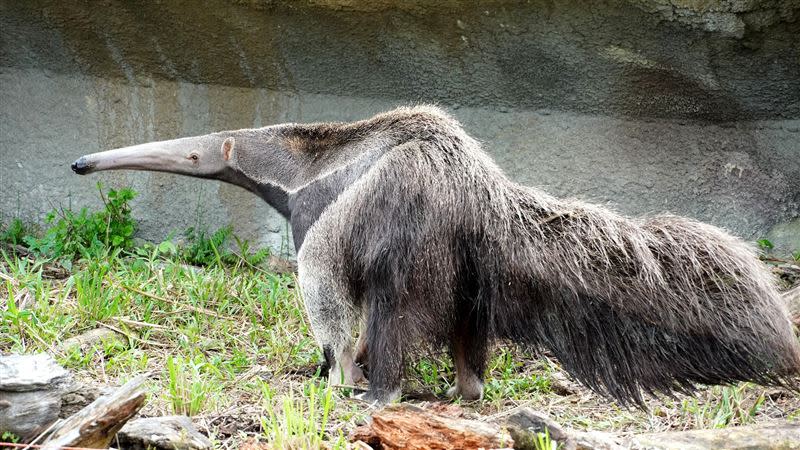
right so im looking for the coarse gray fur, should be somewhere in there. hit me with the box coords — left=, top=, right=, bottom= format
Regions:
left=71, top=105, right=800, bottom=406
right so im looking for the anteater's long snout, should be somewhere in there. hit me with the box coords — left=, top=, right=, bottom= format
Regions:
left=71, top=156, right=93, bottom=175
left=68, top=136, right=224, bottom=177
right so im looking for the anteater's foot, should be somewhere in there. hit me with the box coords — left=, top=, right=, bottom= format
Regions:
left=354, top=387, right=402, bottom=406
left=329, top=361, right=366, bottom=386
left=446, top=375, right=484, bottom=401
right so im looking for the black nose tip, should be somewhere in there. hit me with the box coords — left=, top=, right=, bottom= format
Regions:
left=71, top=157, right=91, bottom=174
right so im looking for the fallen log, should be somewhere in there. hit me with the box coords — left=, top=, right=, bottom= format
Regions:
left=351, top=403, right=513, bottom=450
left=41, top=373, right=149, bottom=449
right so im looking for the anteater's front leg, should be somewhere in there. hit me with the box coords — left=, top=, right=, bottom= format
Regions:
left=298, top=256, right=365, bottom=387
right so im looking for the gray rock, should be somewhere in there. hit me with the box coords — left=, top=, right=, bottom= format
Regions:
left=0, top=353, right=69, bottom=392
left=116, top=416, right=212, bottom=450
left=504, top=408, right=572, bottom=448
left=625, top=422, right=800, bottom=450
left=501, top=409, right=800, bottom=450
left=502, top=408, right=627, bottom=450
left=0, top=354, right=70, bottom=442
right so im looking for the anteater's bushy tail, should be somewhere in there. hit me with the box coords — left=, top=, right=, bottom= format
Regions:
left=487, top=185, right=800, bottom=405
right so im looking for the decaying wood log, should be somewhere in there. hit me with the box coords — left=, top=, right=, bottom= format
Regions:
left=0, top=354, right=70, bottom=442
left=351, top=403, right=513, bottom=450
left=41, top=373, right=149, bottom=449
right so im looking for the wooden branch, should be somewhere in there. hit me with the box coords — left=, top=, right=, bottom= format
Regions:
left=41, top=373, right=149, bottom=449
left=351, top=403, right=513, bottom=450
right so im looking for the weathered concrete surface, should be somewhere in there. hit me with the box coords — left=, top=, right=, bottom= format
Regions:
left=1, top=0, right=798, bottom=254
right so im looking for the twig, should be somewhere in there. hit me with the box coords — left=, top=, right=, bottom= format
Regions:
left=330, top=383, right=361, bottom=391
left=220, top=364, right=268, bottom=390
left=762, top=256, right=799, bottom=266
left=0, top=271, right=18, bottom=286
left=113, top=316, right=169, bottom=330
left=24, top=324, right=64, bottom=358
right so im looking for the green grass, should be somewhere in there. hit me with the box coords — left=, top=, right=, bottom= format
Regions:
left=2, top=249, right=797, bottom=447
left=533, top=428, right=560, bottom=450
left=678, top=384, right=766, bottom=429
left=260, top=378, right=347, bottom=450
left=167, top=354, right=217, bottom=416
left=0, top=248, right=323, bottom=447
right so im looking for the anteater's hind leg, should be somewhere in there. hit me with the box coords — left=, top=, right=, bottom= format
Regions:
left=298, top=250, right=365, bottom=387
left=447, top=308, right=488, bottom=401
left=358, top=284, right=405, bottom=404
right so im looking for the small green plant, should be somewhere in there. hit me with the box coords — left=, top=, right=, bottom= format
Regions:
left=166, top=355, right=214, bottom=416
left=1, top=431, right=21, bottom=444
left=260, top=379, right=344, bottom=450
left=73, top=253, right=121, bottom=321
left=409, top=356, right=453, bottom=395
left=181, top=225, right=232, bottom=266
left=679, top=384, right=764, bottom=429
left=756, top=238, right=774, bottom=251
left=533, top=428, right=560, bottom=450
left=24, top=183, right=136, bottom=260
left=232, top=234, right=271, bottom=267
left=0, top=218, right=30, bottom=245
left=180, top=225, right=270, bottom=268
left=2, top=279, right=32, bottom=349
left=483, top=348, right=551, bottom=402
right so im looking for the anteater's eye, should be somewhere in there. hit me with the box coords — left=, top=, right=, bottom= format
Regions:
left=189, top=154, right=199, bottom=161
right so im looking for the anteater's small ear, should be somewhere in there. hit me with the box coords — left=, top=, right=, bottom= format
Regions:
left=222, top=137, right=235, bottom=161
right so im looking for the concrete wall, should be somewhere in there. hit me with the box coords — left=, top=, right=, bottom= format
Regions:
left=1, top=0, right=798, bottom=255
